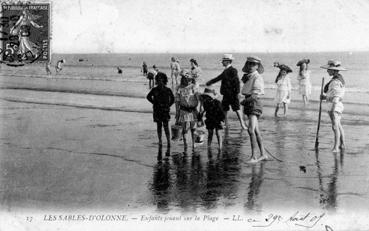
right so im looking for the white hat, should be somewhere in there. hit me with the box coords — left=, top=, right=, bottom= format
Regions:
left=320, top=60, right=347, bottom=71
left=221, top=54, right=234, bottom=61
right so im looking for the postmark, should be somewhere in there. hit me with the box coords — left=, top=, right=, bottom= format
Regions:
left=0, top=1, right=50, bottom=66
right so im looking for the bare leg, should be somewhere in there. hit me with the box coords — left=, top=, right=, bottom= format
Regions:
left=302, top=95, right=307, bottom=106
left=157, top=122, right=163, bottom=146
left=207, top=129, right=213, bottom=148
left=163, top=122, right=171, bottom=148
left=215, top=128, right=222, bottom=149
left=247, top=115, right=258, bottom=163
left=337, top=115, right=345, bottom=149
left=190, top=128, right=195, bottom=150
left=236, top=110, right=247, bottom=129
left=329, top=111, right=340, bottom=152
left=255, top=119, right=268, bottom=160
left=224, top=111, right=229, bottom=127
left=274, top=105, right=279, bottom=117
left=182, top=126, right=188, bottom=149
left=283, top=102, right=288, bottom=117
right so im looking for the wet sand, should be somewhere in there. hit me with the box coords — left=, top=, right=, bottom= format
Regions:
left=0, top=78, right=369, bottom=230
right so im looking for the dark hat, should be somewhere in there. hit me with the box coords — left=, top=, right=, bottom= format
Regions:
left=242, top=56, right=264, bottom=74
left=320, top=60, right=347, bottom=71
left=296, top=58, right=310, bottom=66
left=275, top=63, right=292, bottom=73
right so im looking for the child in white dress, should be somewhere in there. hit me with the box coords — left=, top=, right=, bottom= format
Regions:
left=273, top=63, right=292, bottom=117
left=296, top=59, right=312, bottom=105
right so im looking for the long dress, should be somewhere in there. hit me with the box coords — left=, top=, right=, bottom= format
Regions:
left=11, top=13, right=42, bottom=58
left=275, top=75, right=291, bottom=104
left=298, top=70, right=312, bottom=97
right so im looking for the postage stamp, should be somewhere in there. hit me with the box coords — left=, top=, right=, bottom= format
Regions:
left=0, top=2, right=50, bottom=66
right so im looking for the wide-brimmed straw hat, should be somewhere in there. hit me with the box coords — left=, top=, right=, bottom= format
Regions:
left=202, top=86, right=218, bottom=99
left=242, top=56, right=264, bottom=74
left=296, top=58, right=310, bottom=66
left=221, top=54, right=234, bottom=61
left=274, top=63, right=292, bottom=73
left=320, top=60, right=347, bottom=71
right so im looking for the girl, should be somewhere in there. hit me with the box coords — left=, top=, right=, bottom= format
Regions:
left=175, top=70, right=199, bottom=151
left=297, top=58, right=312, bottom=105
left=189, top=58, right=201, bottom=87
left=199, top=87, right=225, bottom=149
left=273, top=63, right=292, bottom=117
left=146, top=72, right=175, bottom=148
left=170, top=57, right=181, bottom=87
left=241, top=56, right=268, bottom=163
left=320, top=60, right=346, bottom=152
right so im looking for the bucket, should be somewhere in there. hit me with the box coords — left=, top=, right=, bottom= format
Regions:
left=194, top=129, right=206, bottom=144
left=171, top=124, right=183, bottom=141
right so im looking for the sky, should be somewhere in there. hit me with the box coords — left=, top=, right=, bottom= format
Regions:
left=51, top=0, right=369, bottom=53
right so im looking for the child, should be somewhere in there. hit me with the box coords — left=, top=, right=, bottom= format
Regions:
left=241, top=56, right=268, bottom=163
left=199, top=87, right=225, bottom=149
left=175, top=70, right=199, bottom=151
left=320, top=60, right=346, bottom=152
left=170, top=57, right=181, bottom=87
left=297, top=58, right=312, bottom=105
left=142, top=61, right=148, bottom=76
left=273, top=63, right=292, bottom=117
left=146, top=72, right=175, bottom=148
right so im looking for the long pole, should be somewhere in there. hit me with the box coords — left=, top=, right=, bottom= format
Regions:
left=315, top=77, right=325, bottom=150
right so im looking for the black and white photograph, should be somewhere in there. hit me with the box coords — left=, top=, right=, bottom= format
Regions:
left=0, top=0, right=369, bottom=230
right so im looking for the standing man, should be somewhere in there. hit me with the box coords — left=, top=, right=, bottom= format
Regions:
left=206, top=54, right=247, bottom=129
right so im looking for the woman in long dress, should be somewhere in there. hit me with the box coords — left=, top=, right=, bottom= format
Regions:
left=11, top=9, right=43, bottom=60
left=296, top=59, right=312, bottom=105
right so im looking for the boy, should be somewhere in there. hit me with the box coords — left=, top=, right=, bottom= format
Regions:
left=241, top=56, right=268, bottom=163
left=200, top=87, right=225, bottom=149
left=146, top=72, right=175, bottom=149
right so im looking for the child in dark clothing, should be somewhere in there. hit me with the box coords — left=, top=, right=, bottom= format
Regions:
left=146, top=72, right=175, bottom=148
left=200, top=87, right=225, bottom=149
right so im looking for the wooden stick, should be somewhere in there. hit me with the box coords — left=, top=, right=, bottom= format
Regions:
left=315, top=77, right=325, bottom=150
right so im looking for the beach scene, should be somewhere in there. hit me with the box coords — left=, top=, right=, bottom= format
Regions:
left=1, top=0, right=369, bottom=231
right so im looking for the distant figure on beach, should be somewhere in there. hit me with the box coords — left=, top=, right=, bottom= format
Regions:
left=273, top=63, right=292, bottom=117
left=199, top=87, right=225, bottom=149
left=45, top=62, right=52, bottom=75
left=142, top=61, right=148, bottom=76
left=241, top=56, right=268, bottom=163
left=170, top=57, right=181, bottom=87
left=10, top=9, right=43, bottom=60
left=117, top=67, right=123, bottom=74
left=146, top=72, right=175, bottom=149
left=147, top=65, right=159, bottom=89
left=175, top=70, right=200, bottom=151
left=55, top=59, right=65, bottom=73
left=297, top=58, right=312, bottom=105
left=206, top=54, right=247, bottom=129
left=189, top=58, right=201, bottom=87
left=320, top=60, right=346, bottom=152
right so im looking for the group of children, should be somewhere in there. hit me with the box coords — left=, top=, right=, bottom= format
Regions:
left=272, top=59, right=312, bottom=117
left=146, top=54, right=346, bottom=162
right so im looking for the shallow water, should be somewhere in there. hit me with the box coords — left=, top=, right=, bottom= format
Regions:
left=0, top=100, right=367, bottom=215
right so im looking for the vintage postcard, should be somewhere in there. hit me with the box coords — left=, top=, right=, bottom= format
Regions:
left=0, top=0, right=369, bottom=230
